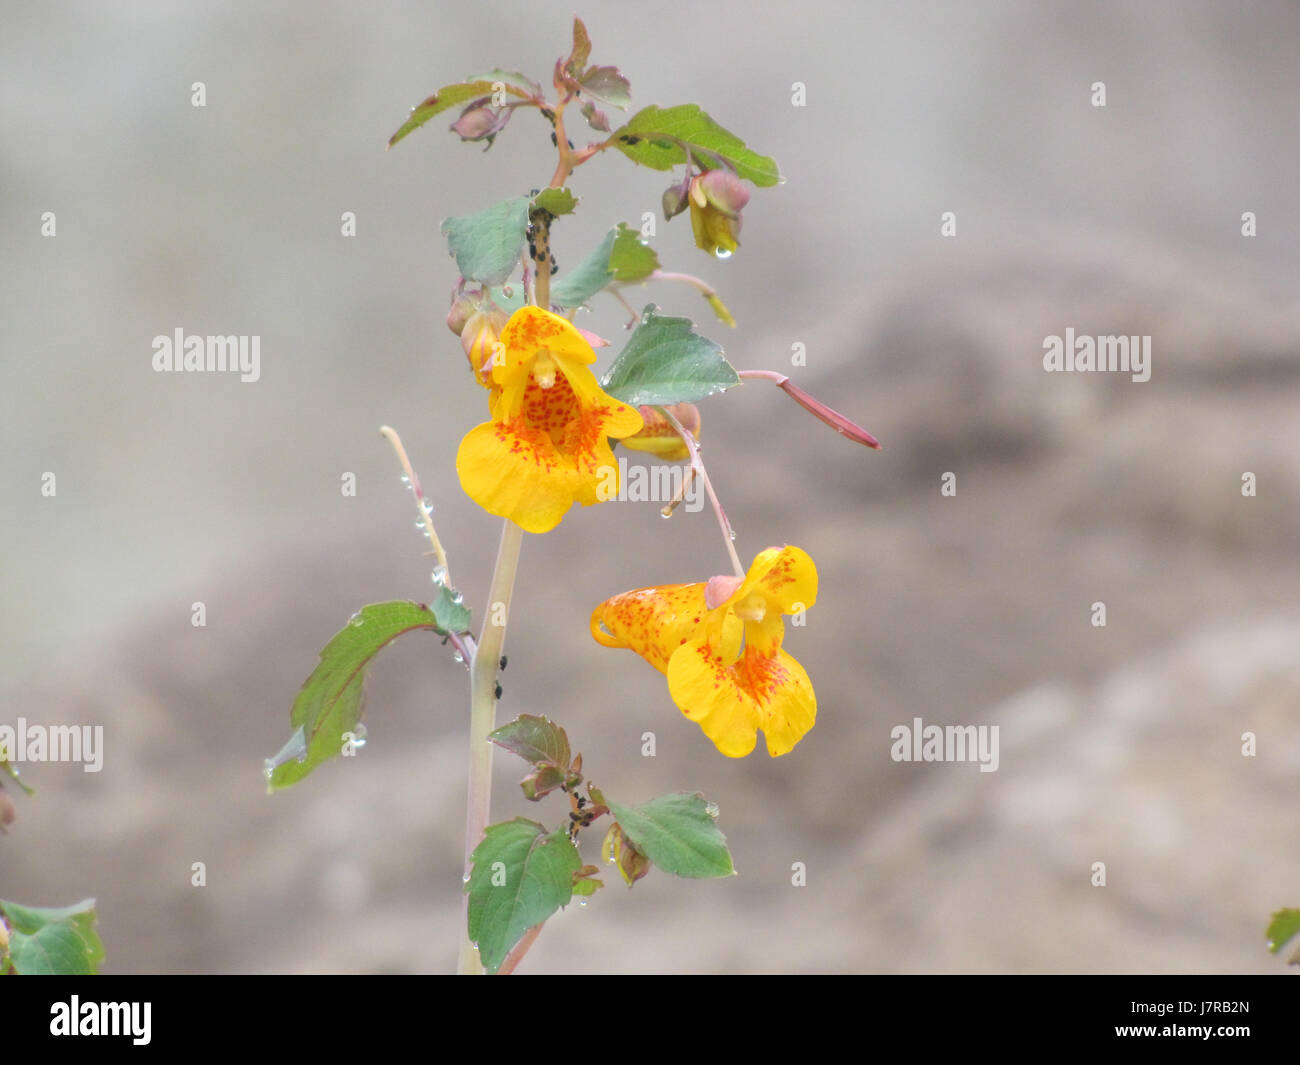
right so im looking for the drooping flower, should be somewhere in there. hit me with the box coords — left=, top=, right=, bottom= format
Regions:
left=688, top=169, right=751, bottom=257
left=618, top=402, right=700, bottom=462
left=590, top=546, right=818, bottom=757
left=456, top=305, right=643, bottom=534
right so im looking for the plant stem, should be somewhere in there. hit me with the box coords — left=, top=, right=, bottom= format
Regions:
left=457, top=518, right=524, bottom=975
left=380, top=425, right=474, bottom=665
left=659, top=406, right=745, bottom=578
left=459, top=207, right=551, bottom=974
left=380, top=425, right=452, bottom=583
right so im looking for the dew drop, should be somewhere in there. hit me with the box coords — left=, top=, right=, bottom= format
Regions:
left=262, top=760, right=275, bottom=780
left=729, top=528, right=738, bottom=541
left=348, top=612, right=364, bottom=627
left=462, top=873, right=471, bottom=884
left=452, top=650, right=464, bottom=664
left=414, top=519, right=425, bottom=530
left=451, top=590, right=464, bottom=605
left=577, top=898, right=588, bottom=908
left=432, top=565, right=449, bottom=586
left=705, top=801, right=720, bottom=819
left=400, top=475, right=410, bottom=486
left=351, top=723, right=368, bottom=749
left=714, top=247, right=732, bottom=260
left=660, top=506, right=673, bottom=519
left=296, top=751, right=308, bottom=764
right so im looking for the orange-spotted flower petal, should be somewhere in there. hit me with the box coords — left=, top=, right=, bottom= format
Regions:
left=590, top=545, right=819, bottom=757
left=456, top=306, right=643, bottom=534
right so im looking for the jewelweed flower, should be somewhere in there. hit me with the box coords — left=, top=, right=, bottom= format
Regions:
left=619, top=402, right=700, bottom=462
left=457, top=306, right=643, bottom=534
left=688, top=170, right=750, bottom=257
left=590, top=546, right=818, bottom=757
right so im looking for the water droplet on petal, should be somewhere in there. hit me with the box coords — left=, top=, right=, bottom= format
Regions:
left=714, top=247, right=732, bottom=260
left=432, top=565, right=449, bottom=586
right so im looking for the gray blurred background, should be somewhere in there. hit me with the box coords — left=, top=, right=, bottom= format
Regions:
left=2, top=0, right=1299, bottom=973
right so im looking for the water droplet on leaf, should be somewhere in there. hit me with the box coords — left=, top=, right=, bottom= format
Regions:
left=451, top=590, right=464, bottom=605
left=705, top=801, right=720, bottom=819
left=432, top=565, right=449, bottom=586
left=348, top=612, right=364, bottom=627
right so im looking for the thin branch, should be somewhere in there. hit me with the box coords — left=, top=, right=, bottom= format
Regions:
left=659, top=406, right=744, bottom=578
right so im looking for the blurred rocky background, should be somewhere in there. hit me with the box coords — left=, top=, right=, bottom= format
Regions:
left=2, top=0, right=1297, bottom=972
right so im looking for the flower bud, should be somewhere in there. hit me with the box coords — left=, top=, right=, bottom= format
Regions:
left=449, top=104, right=499, bottom=142
left=446, top=294, right=476, bottom=337
left=460, top=303, right=509, bottom=387
left=662, top=182, right=690, bottom=220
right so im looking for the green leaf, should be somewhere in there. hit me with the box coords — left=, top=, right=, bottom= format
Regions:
left=431, top=585, right=471, bottom=635
left=490, top=715, right=572, bottom=770
left=520, top=764, right=567, bottom=801
left=388, top=82, right=496, bottom=148
left=572, top=866, right=604, bottom=897
left=610, top=104, right=781, bottom=187
left=609, top=222, right=660, bottom=281
left=532, top=187, right=578, bottom=218
left=606, top=793, right=734, bottom=879
left=550, top=229, right=617, bottom=308
left=1267, top=909, right=1300, bottom=955
left=600, top=306, right=740, bottom=406
left=467, top=69, right=543, bottom=99
left=442, top=197, right=531, bottom=286
left=467, top=820, right=582, bottom=974
left=0, top=898, right=104, bottom=975
left=578, top=66, right=631, bottom=109
left=265, top=601, right=442, bottom=791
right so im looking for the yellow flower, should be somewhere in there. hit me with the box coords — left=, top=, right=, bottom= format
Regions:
left=590, top=546, right=818, bottom=757
left=456, top=306, right=643, bottom=534
left=688, top=170, right=751, bottom=257
left=618, top=402, right=700, bottom=463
